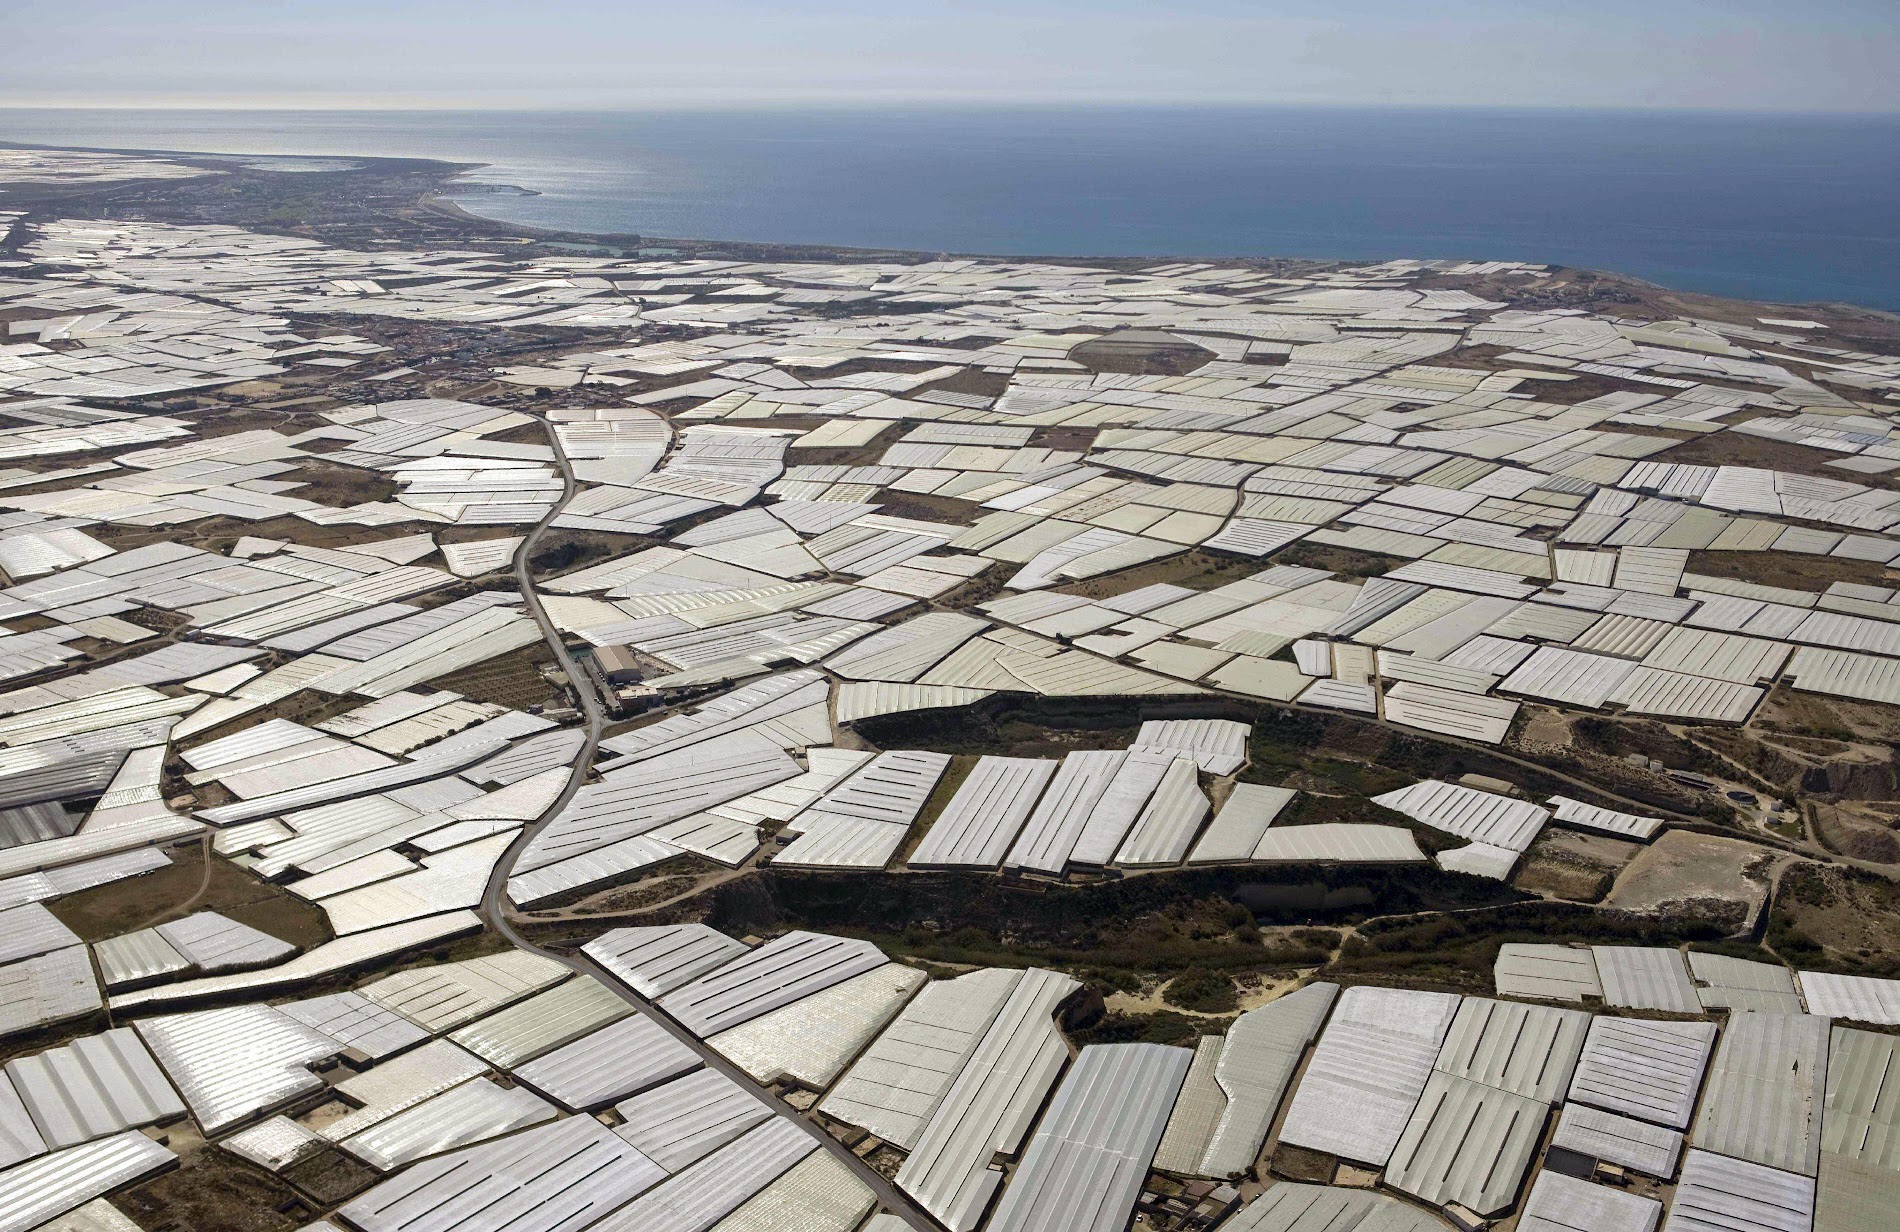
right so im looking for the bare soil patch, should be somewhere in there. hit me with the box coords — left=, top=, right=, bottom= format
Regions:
left=1605, top=830, right=1781, bottom=929
left=47, top=843, right=331, bottom=948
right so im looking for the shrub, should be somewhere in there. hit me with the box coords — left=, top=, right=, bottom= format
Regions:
left=1164, top=968, right=1238, bottom=1013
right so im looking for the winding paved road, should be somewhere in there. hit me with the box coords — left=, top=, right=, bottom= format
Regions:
left=479, top=419, right=939, bottom=1231
left=476, top=411, right=1885, bottom=1232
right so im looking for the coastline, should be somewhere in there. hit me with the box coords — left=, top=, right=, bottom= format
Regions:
left=406, top=164, right=1900, bottom=331
left=4, top=135, right=1899, bottom=325
left=414, top=159, right=1337, bottom=274
left=402, top=159, right=1900, bottom=322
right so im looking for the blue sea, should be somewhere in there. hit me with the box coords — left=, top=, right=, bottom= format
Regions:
left=3, top=106, right=1898, bottom=309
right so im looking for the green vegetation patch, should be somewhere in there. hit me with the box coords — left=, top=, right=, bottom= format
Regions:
left=1767, top=861, right=1900, bottom=977
left=1163, top=967, right=1239, bottom=1013
left=702, top=865, right=1513, bottom=994
left=1073, top=1009, right=1225, bottom=1048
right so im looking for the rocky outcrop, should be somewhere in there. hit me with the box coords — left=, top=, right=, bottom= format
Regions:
left=1701, top=730, right=1898, bottom=800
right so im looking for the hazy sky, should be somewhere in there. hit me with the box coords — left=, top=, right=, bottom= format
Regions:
left=9, top=0, right=1899, bottom=113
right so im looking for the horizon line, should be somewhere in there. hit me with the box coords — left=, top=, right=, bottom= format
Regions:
left=5, top=98, right=1900, bottom=119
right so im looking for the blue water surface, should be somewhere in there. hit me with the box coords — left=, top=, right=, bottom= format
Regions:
left=3, top=105, right=1897, bottom=308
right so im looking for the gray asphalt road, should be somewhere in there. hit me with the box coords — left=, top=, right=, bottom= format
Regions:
left=480, top=420, right=939, bottom=1231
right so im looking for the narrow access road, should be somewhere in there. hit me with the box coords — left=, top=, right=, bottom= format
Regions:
left=480, top=420, right=940, bottom=1232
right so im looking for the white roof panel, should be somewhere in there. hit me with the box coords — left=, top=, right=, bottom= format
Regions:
left=340, top=1113, right=666, bottom=1232
left=583, top=924, right=748, bottom=999
left=1551, top=1103, right=1683, bottom=1178
left=1664, top=1149, right=1814, bottom=1232
left=612, top=1069, right=772, bottom=1174
left=818, top=967, right=1022, bottom=1150
left=0, top=1131, right=175, bottom=1232
left=908, top=756, right=1054, bottom=869
left=340, top=1078, right=557, bottom=1172
left=985, top=1043, right=1193, bottom=1232
left=1568, top=1016, right=1716, bottom=1130
left=1187, top=783, right=1297, bottom=863
left=4, top=1027, right=184, bottom=1148
left=1384, top=1070, right=1545, bottom=1215
left=711, top=963, right=925, bottom=1089
left=1277, top=985, right=1462, bottom=1167
left=1520, top=1171, right=1660, bottom=1232
left=1592, top=946, right=1699, bottom=1013
left=134, top=1003, right=339, bottom=1134
left=657, top=931, right=888, bottom=1038
left=1372, top=779, right=1548, bottom=852
left=896, top=967, right=1081, bottom=1232
left=1495, top=944, right=1602, bottom=1002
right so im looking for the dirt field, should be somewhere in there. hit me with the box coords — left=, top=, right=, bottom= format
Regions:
left=1518, top=708, right=1573, bottom=748
left=113, top=1137, right=310, bottom=1232
left=436, top=525, right=528, bottom=549
left=1545, top=717, right=1739, bottom=820
left=1756, top=685, right=1900, bottom=744
left=46, top=842, right=332, bottom=948
left=1032, top=425, right=1099, bottom=452
left=429, top=644, right=561, bottom=709
left=1053, top=549, right=1250, bottom=599
left=1769, top=861, right=1900, bottom=976
left=1604, top=830, right=1784, bottom=929
left=284, top=459, right=402, bottom=506
left=281, top=1147, right=379, bottom=1207
left=1700, top=722, right=1895, bottom=801
left=1665, top=431, right=1900, bottom=491
left=1272, top=541, right=1413, bottom=580
left=527, top=527, right=639, bottom=581
left=536, top=871, right=713, bottom=917
left=1068, top=333, right=1216, bottom=376
left=95, top=510, right=448, bottom=558
left=872, top=491, right=983, bottom=526
left=1512, top=829, right=1640, bottom=903
left=1687, top=546, right=1894, bottom=592
left=912, top=366, right=1009, bottom=400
